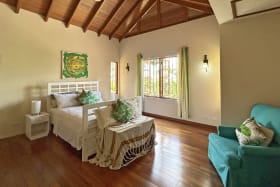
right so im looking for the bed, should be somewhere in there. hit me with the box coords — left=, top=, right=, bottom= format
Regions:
left=47, top=81, right=155, bottom=169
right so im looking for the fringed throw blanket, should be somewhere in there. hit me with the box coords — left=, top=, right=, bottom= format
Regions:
left=89, top=116, right=155, bottom=170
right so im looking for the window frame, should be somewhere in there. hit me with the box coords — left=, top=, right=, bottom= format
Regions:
left=110, top=61, right=119, bottom=94
left=143, top=55, right=178, bottom=99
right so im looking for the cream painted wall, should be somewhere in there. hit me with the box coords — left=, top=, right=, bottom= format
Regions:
left=220, top=10, right=280, bottom=125
left=119, top=16, right=221, bottom=126
left=0, top=4, right=119, bottom=138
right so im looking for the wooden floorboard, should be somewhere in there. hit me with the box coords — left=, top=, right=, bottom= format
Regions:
left=0, top=118, right=223, bottom=187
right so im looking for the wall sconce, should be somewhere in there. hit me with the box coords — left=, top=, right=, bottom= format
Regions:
left=203, top=55, right=209, bottom=72
left=126, top=63, right=130, bottom=72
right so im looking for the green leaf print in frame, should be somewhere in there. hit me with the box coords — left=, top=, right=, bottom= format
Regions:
left=62, top=51, right=88, bottom=79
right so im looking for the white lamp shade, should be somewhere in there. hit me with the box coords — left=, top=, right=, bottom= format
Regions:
left=31, top=100, right=41, bottom=115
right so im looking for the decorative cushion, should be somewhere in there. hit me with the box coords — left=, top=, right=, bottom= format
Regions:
left=95, top=105, right=118, bottom=129
left=124, top=97, right=141, bottom=119
left=53, top=93, right=80, bottom=108
left=258, top=124, right=274, bottom=146
left=78, top=90, right=100, bottom=105
left=235, top=118, right=267, bottom=146
left=90, top=91, right=103, bottom=102
left=112, top=99, right=133, bottom=123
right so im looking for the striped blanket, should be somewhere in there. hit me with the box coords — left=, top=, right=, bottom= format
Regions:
left=89, top=116, right=155, bottom=170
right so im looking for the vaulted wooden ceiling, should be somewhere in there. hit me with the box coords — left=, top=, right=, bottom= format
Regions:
left=0, top=0, right=213, bottom=41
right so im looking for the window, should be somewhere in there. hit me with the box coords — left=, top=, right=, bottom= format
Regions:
left=110, top=62, right=118, bottom=94
left=143, top=56, right=178, bottom=99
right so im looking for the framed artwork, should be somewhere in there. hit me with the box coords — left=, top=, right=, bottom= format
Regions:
left=61, top=51, right=88, bottom=79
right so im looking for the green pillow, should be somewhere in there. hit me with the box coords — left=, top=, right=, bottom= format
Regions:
left=112, top=99, right=133, bottom=123
left=78, top=90, right=100, bottom=105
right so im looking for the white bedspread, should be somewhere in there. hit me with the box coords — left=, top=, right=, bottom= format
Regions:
left=50, top=106, right=97, bottom=150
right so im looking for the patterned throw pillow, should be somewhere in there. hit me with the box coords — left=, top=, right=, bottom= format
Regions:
left=235, top=118, right=267, bottom=146
left=78, top=90, right=100, bottom=105
left=112, top=99, right=133, bottom=123
left=124, top=97, right=141, bottom=119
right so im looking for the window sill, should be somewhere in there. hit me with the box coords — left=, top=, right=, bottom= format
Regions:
left=144, top=96, right=178, bottom=100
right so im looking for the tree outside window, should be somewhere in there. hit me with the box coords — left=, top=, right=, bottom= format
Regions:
left=143, top=56, right=178, bottom=99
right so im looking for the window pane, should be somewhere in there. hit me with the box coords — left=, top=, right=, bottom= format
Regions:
left=143, top=59, right=159, bottom=97
left=162, top=56, right=178, bottom=98
left=110, top=62, right=118, bottom=93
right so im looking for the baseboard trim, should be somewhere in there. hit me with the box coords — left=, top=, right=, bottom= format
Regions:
left=142, top=112, right=217, bottom=132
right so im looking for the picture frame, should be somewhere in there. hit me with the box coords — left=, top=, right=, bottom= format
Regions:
left=61, top=51, right=88, bottom=79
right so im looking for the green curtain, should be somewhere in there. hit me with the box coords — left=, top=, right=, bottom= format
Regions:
left=177, top=47, right=189, bottom=119
left=137, top=53, right=143, bottom=96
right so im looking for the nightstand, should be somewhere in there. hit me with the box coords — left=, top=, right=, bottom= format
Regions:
left=25, top=112, right=50, bottom=140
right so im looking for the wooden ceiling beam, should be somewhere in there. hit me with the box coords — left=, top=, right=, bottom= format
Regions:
left=66, top=0, right=82, bottom=28
left=15, top=0, right=21, bottom=13
left=83, top=1, right=104, bottom=32
left=189, top=0, right=210, bottom=5
left=97, top=0, right=124, bottom=36
left=163, top=0, right=212, bottom=13
left=157, top=0, right=161, bottom=27
left=119, top=0, right=156, bottom=41
left=45, top=0, right=54, bottom=22
left=108, top=0, right=142, bottom=40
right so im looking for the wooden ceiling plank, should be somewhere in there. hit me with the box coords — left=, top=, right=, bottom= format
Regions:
left=163, top=0, right=212, bottom=13
left=66, top=0, right=83, bottom=28
left=119, top=0, right=157, bottom=41
left=15, top=0, right=21, bottom=13
left=97, top=0, right=125, bottom=36
left=45, top=0, right=54, bottom=22
left=126, top=13, right=209, bottom=38
left=157, top=0, right=161, bottom=27
left=83, top=1, right=104, bottom=32
left=109, top=0, right=142, bottom=40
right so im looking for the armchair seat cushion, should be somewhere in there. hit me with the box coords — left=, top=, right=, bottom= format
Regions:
left=209, top=133, right=240, bottom=168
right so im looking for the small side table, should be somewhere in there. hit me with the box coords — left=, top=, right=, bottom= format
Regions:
left=25, top=112, right=50, bottom=140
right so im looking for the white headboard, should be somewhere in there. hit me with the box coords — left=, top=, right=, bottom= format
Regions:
left=48, top=81, right=99, bottom=95
left=47, top=81, right=99, bottom=113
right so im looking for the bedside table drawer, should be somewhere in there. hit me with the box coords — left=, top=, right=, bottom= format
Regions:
left=26, top=114, right=49, bottom=124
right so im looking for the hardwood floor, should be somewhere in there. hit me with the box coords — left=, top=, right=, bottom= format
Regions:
left=0, top=118, right=223, bottom=187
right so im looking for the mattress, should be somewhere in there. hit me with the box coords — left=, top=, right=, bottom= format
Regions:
left=50, top=106, right=97, bottom=150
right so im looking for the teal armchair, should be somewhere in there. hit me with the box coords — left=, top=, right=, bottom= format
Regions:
left=208, top=104, right=280, bottom=187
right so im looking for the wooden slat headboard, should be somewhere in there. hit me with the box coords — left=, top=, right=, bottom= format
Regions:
left=48, top=81, right=99, bottom=95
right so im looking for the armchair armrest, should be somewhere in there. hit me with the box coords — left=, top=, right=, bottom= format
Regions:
left=217, top=125, right=237, bottom=140
left=238, top=145, right=280, bottom=157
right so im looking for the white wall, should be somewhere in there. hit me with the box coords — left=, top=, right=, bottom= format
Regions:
left=0, top=4, right=119, bottom=138
left=119, top=16, right=221, bottom=126
left=220, top=10, right=280, bottom=125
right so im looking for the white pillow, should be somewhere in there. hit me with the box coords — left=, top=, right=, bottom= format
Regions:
left=95, top=105, right=118, bottom=129
left=53, top=93, right=80, bottom=108
left=124, top=97, right=142, bottom=119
